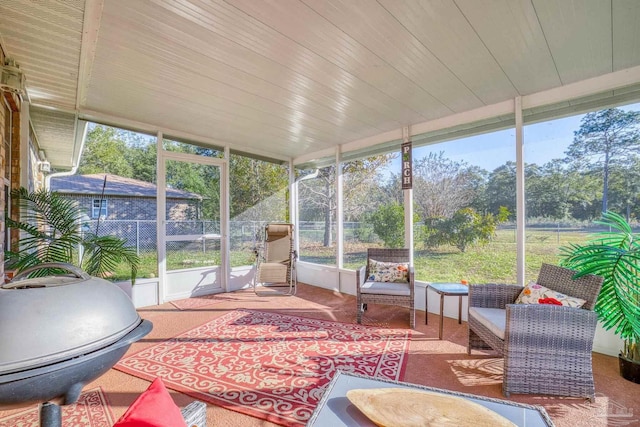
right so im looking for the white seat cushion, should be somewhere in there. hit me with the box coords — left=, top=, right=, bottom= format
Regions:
left=360, top=281, right=410, bottom=296
left=469, top=307, right=506, bottom=340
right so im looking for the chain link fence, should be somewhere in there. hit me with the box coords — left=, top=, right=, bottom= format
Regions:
left=86, top=220, right=282, bottom=254
left=88, top=219, right=634, bottom=255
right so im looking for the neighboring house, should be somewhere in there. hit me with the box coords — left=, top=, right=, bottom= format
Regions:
left=50, top=173, right=202, bottom=221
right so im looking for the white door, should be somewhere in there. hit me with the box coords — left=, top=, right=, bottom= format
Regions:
left=158, top=150, right=227, bottom=300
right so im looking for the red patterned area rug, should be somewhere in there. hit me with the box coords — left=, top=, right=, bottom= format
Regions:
left=115, top=309, right=410, bottom=426
left=169, top=293, right=241, bottom=310
left=0, top=388, right=113, bottom=427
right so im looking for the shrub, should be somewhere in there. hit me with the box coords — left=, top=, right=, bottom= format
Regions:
left=367, top=203, right=405, bottom=248
left=425, top=206, right=509, bottom=252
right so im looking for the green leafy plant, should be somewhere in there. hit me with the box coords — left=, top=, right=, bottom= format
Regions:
left=424, top=206, right=510, bottom=252
left=6, top=187, right=140, bottom=283
left=367, top=202, right=406, bottom=248
left=559, top=211, right=640, bottom=362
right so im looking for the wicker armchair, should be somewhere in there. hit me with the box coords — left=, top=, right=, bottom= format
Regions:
left=467, top=263, right=603, bottom=401
left=356, top=248, right=415, bottom=328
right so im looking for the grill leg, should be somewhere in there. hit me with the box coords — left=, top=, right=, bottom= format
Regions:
left=40, top=402, right=61, bottom=427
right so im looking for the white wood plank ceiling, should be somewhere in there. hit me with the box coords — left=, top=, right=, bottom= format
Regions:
left=1, top=0, right=640, bottom=169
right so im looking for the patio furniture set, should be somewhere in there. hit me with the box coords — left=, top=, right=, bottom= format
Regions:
left=0, top=231, right=599, bottom=426
left=355, top=248, right=603, bottom=403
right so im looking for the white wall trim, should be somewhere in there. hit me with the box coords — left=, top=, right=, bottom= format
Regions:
left=293, top=146, right=338, bottom=166
left=522, top=65, right=640, bottom=110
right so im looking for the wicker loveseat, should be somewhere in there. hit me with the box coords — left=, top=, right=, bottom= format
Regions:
left=467, top=263, right=603, bottom=401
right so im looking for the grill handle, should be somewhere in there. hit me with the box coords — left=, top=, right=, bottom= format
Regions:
left=4, top=263, right=90, bottom=288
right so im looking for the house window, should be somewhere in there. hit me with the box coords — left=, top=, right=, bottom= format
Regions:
left=92, top=199, right=107, bottom=218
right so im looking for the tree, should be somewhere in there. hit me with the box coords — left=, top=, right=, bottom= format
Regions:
left=607, top=154, right=640, bottom=221
left=565, top=108, right=640, bottom=213
left=485, top=162, right=516, bottom=217
left=425, top=206, right=509, bottom=252
left=78, top=125, right=134, bottom=177
left=524, top=160, right=596, bottom=220
left=128, top=137, right=157, bottom=184
left=229, top=155, right=289, bottom=221
left=367, top=202, right=405, bottom=248
left=343, top=155, right=396, bottom=220
left=298, top=154, right=393, bottom=247
left=413, top=152, right=487, bottom=219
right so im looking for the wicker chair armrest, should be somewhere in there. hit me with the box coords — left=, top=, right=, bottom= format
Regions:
left=505, top=304, right=598, bottom=341
left=469, top=284, right=522, bottom=309
left=408, top=266, right=415, bottom=296
left=356, top=265, right=367, bottom=286
left=181, top=400, right=207, bottom=427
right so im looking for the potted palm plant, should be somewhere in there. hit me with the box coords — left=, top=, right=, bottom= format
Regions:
left=6, top=187, right=139, bottom=283
left=559, top=211, right=640, bottom=383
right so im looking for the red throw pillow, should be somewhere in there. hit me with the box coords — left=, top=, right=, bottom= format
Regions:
left=538, top=297, right=562, bottom=306
left=113, top=377, right=187, bottom=427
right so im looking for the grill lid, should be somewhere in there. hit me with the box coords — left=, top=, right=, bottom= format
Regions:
left=0, top=263, right=141, bottom=375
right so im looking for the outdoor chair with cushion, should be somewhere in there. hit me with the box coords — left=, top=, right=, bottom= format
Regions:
left=253, top=223, right=297, bottom=296
left=356, top=248, right=415, bottom=328
left=467, top=263, right=603, bottom=401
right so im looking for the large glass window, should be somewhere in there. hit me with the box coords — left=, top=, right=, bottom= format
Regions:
left=342, top=153, right=399, bottom=269
left=412, top=129, right=516, bottom=283
left=297, top=166, right=336, bottom=265
left=524, top=102, right=640, bottom=274
left=92, top=198, right=107, bottom=218
left=77, top=124, right=158, bottom=280
left=229, top=153, right=289, bottom=268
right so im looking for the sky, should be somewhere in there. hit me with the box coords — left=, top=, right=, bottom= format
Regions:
left=390, top=101, right=640, bottom=174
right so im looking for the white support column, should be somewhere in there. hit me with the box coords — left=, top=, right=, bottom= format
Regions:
left=156, top=131, right=166, bottom=303
left=290, top=159, right=300, bottom=256
left=515, top=97, right=525, bottom=285
left=336, top=148, right=344, bottom=269
left=402, top=126, right=414, bottom=265
left=222, top=146, right=230, bottom=291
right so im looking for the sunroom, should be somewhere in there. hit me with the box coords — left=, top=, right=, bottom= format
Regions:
left=1, top=1, right=639, bottom=425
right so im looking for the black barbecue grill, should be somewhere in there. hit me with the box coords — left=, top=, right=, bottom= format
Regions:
left=0, top=263, right=152, bottom=427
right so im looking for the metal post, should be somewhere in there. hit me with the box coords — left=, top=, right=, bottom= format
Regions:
left=40, top=402, right=62, bottom=427
left=515, top=96, right=525, bottom=286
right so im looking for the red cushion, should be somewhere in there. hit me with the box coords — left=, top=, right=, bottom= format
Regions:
left=113, top=377, right=187, bottom=427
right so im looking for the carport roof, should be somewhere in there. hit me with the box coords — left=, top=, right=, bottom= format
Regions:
left=50, top=173, right=202, bottom=200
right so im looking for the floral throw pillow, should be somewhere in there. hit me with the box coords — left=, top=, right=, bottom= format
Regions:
left=515, top=282, right=587, bottom=308
left=368, top=259, right=409, bottom=283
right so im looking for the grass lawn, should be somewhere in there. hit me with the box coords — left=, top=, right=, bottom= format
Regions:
left=112, top=229, right=594, bottom=285
left=303, top=228, right=593, bottom=284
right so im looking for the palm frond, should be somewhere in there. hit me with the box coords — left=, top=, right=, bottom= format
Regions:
left=560, top=211, right=640, bottom=356
left=6, top=187, right=139, bottom=283
left=82, top=234, right=139, bottom=284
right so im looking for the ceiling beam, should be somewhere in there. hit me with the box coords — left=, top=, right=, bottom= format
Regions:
left=76, top=0, right=104, bottom=110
